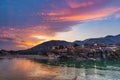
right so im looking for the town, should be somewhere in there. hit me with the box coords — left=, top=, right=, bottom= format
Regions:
left=1, top=42, right=120, bottom=60
left=44, top=43, right=120, bottom=60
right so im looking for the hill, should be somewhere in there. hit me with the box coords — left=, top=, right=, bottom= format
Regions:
left=74, top=34, right=120, bottom=45
left=18, top=40, right=70, bottom=54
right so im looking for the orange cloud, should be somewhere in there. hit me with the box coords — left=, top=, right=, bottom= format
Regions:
left=0, top=25, right=62, bottom=49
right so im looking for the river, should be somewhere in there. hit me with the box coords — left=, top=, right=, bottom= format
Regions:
left=0, top=58, right=120, bottom=80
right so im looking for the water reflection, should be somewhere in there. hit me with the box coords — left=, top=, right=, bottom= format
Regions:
left=0, top=58, right=60, bottom=80
left=0, top=58, right=120, bottom=80
left=35, top=59, right=120, bottom=80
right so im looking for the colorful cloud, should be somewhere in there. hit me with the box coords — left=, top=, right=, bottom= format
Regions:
left=0, top=0, right=120, bottom=50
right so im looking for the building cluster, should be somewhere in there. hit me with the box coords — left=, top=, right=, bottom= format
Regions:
left=0, top=50, right=17, bottom=56
left=46, top=43, right=120, bottom=60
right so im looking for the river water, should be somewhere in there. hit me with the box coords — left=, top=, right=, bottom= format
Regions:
left=0, top=58, right=120, bottom=80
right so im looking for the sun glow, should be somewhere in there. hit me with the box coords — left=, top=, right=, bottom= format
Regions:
left=32, top=36, right=47, bottom=39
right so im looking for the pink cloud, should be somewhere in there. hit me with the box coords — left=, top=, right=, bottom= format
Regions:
left=38, top=6, right=120, bottom=21
left=115, top=14, right=120, bottom=18
left=67, top=0, right=95, bottom=8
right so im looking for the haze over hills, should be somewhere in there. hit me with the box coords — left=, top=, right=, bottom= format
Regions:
left=18, top=34, right=120, bottom=54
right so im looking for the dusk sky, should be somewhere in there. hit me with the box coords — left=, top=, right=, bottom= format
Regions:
left=0, top=0, right=120, bottom=50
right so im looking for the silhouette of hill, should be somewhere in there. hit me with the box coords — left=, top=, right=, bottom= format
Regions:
left=18, top=40, right=70, bottom=54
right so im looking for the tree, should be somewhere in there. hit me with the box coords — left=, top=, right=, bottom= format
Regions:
left=73, top=43, right=79, bottom=47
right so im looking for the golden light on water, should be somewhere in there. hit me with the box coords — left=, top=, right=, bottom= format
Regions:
left=11, top=59, right=60, bottom=78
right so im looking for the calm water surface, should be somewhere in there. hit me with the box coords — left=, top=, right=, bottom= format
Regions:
left=0, top=58, right=120, bottom=80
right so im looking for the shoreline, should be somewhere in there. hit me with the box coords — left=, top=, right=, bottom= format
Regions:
left=0, top=55, right=117, bottom=61
left=0, top=55, right=50, bottom=60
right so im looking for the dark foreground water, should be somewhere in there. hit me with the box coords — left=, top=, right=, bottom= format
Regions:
left=0, top=58, right=120, bottom=80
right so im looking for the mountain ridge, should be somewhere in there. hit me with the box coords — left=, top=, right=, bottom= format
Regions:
left=18, top=34, right=120, bottom=54
left=74, top=34, right=120, bottom=45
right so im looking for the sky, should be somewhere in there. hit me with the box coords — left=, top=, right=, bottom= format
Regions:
left=0, top=0, right=120, bottom=50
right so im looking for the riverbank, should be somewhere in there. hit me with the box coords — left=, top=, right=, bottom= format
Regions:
left=0, top=55, right=97, bottom=60
left=0, top=55, right=50, bottom=60
left=0, top=54, right=119, bottom=61
left=0, top=55, right=107, bottom=61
